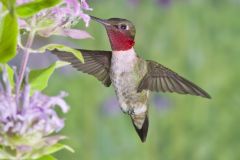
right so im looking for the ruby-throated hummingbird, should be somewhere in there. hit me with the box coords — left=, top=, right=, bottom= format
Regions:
left=53, top=16, right=211, bottom=142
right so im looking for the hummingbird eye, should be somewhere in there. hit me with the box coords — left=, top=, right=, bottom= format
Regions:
left=119, top=24, right=128, bottom=30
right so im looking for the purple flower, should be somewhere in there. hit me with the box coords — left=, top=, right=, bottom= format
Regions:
left=81, top=0, right=92, bottom=11
left=38, top=26, right=92, bottom=39
left=0, top=67, right=70, bottom=159
left=18, top=0, right=93, bottom=39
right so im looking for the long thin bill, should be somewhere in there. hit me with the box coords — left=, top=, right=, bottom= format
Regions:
left=89, top=15, right=111, bottom=26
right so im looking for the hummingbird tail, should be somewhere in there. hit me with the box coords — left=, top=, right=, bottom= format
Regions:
left=131, top=113, right=149, bottom=143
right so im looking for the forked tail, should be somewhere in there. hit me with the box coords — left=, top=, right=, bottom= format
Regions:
left=131, top=113, right=149, bottom=142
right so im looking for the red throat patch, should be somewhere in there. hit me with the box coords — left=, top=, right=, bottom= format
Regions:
left=106, top=29, right=135, bottom=51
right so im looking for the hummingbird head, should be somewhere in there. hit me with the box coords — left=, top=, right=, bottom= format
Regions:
left=90, top=16, right=136, bottom=51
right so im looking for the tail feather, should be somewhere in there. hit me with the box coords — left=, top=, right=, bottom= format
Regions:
left=131, top=114, right=149, bottom=142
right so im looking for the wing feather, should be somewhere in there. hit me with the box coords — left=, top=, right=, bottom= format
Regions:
left=52, top=49, right=112, bottom=87
left=137, top=60, right=211, bottom=98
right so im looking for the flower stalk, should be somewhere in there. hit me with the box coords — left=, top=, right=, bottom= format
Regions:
left=17, top=30, right=35, bottom=95
left=16, top=15, right=36, bottom=98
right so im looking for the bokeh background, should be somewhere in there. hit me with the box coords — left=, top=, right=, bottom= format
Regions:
left=20, top=0, right=240, bottom=159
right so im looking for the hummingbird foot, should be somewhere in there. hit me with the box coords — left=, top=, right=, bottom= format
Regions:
left=119, top=106, right=135, bottom=115
left=127, top=108, right=135, bottom=115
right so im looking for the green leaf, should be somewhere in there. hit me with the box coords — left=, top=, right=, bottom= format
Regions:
left=36, top=155, right=57, bottom=160
left=32, top=143, right=73, bottom=159
left=36, top=18, right=55, bottom=30
left=5, top=64, right=14, bottom=87
left=0, top=64, right=14, bottom=87
left=29, top=61, right=69, bottom=93
left=16, top=0, right=62, bottom=18
left=38, top=44, right=84, bottom=63
left=41, top=143, right=74, bottom=155
left=1, top=0, right=16, bottom=13
left=0, top=10, right=18, bottom=63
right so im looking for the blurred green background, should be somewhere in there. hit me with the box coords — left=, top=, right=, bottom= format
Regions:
left=46, top=0, right=240, bottom=159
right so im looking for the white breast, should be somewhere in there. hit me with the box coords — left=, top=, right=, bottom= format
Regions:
left=110, top=48, right=138, bottom=113
left=110, top=48, right=149, bottom=115
left=111, top=48, right=137, bottom=73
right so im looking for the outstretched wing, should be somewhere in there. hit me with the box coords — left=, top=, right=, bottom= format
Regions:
left=52, top=49, right=112, bottom=87
left=137, top=60, right=211, bottom=98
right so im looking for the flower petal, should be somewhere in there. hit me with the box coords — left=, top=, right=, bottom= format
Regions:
left=65, top=0, right=81, bottom=15
left=79, top=13, right=91, bottom=27
left=16, top=145, right=32, bottom=153
left=54, top=28, right=93, bottom=39
left=81, top=0, right=93, bottom=11
left=18, top=19, right=30, bottom=30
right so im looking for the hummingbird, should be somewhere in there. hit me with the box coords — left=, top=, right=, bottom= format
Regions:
left=52, top=16, right=211, bottom=142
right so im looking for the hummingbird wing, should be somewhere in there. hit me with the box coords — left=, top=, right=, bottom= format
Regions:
left=52, top=49, right=112, bottom=87
left=137, top=60, right=211, bottom=98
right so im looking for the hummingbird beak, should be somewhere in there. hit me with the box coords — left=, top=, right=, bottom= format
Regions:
left=90, top=15, right=111, bottom=26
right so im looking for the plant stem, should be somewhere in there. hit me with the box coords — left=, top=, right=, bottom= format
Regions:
left=16, top=30, right=35, bottom=96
